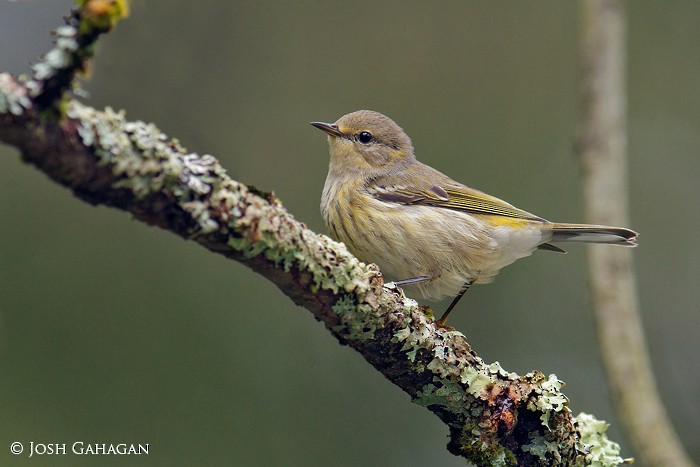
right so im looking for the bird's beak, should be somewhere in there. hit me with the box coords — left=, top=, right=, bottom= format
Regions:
left=310, top=121, right=343, bottom=138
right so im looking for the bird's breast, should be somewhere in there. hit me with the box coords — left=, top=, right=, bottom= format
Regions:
left=320, top=180, right=549, bottom=300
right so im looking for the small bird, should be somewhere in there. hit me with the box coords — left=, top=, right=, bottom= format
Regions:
left=312, top=110, right=637, bottom=326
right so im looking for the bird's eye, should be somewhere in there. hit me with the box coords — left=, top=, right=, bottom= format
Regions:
left=357, top=131, right=373, bottom=144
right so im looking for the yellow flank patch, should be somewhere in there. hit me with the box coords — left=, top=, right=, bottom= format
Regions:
left=481, top=215, right=531, bottom=229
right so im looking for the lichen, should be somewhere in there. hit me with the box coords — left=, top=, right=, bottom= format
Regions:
left=391, top=303, right=444, bottom=365
left=487, top=361, right=519, bottom=380
left=526, top=373, right=570, bottom=429
left=20, top=1, right=128, bottom=109
left=414, top=380, right=471, bottom=418
left=459, top=424, right=517, bottom=467
left=460, top=366, right=495, bottom=397
left=67, top=102, right=231, bottom=237
left=0, top=74, right=32, bottom=115
left=575, top=413, right=627, bottom=466
left=328, top=296, right=378, bottom=341
left=522, top=431, right=563, bottom=464
left=30, top=23, right=79, bottom=86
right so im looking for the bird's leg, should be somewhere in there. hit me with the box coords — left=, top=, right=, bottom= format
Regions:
left=386, top=275, right=432, bottom=287
left=436, top=278, right=475, bottom=327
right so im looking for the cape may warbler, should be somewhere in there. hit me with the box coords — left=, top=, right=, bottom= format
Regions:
left=312, top=110, right=637, bottom=326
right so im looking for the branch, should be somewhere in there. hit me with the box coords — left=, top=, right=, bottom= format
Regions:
left=578, top=1, right=695, bottom=466
left=1, top=2, right=626, bottom=465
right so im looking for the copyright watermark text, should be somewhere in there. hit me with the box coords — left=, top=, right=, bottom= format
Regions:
left=10, top=442, right=149, bottom=457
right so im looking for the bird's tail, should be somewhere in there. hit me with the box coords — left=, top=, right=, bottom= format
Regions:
left=549, top=223, right=638, bottom=246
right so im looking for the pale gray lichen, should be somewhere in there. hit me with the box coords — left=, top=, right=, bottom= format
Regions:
left=461, top=422, right=517, bottom=466
left=28, top=23, right=80, bottom=96
left=526, top=373, right=570, bottom=429
left=457, top=362, right=522, bottom=399
left=224, top=194, right=374, bottom=297
left=66, top=102, right=225, bottom=238
left=331, top=295, right=356, bottom=315
left=392, top=308, right=434, bottom=363
left=487, top=448, right=510, bottom=467
left=414, top=379, right=472, bottom=419
left=328, top=295, right=377, bottom=341
left=574, top=413, right=626, bottom=466
left=487, top=361, right=520, bottom=380
left=460, top=366, right=495, bottom=397
left=0, top=73, right=32, bottom=115
left=522, top=431, right=563, bottom=464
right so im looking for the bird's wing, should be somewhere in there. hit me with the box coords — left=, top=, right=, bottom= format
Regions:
left=371, top=183, right=547, bottom=222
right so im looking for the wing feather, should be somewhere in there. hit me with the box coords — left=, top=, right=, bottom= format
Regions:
left=373, top=183, right=546, bottom=222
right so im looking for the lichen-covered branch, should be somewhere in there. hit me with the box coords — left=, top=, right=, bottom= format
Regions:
left=28, top=0, right=128, bottom=114
left=0, top=2, right=627, bottom=465
left=578, top=2, right=695, bottom=466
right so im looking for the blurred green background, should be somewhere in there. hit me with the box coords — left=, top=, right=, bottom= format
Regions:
left=1, top=1, right=698, bottom=465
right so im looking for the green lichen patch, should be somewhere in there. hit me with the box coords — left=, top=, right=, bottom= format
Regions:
left=460, top=366, right=495, bottom=398
left=526, top=373, right=570, bottom=429
left=67, top=102, right=229, bottom=236
left=459, top=423, right=517, bottom=467
left=223, top=197, right=375, bottom=298
left=574, top=413, right=627, bottom=466
left=328, top=295, right=378, bottom=341
left=414, top=379, right=472, bottom=418
left=392, top=306, right=435, bottom=363
left=522, top=431, right=564, bottom=464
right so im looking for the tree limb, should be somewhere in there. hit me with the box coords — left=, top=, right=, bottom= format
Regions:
left=578, top=2, right=695, bottom=466
left=0, top=2, right=628, bottom=465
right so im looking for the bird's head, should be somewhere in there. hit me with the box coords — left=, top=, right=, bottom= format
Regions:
left=311, top=110, right=415, bottom=175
